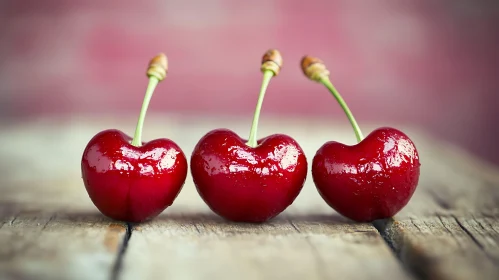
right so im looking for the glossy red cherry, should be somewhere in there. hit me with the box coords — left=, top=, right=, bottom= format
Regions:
left=82, top=129, right=187, bottom=222
left=191, top=129, right=307, bottom=222
left=191, top=49, right=308, bottom=222
left=302, top=56, right=421, bottom=222
left=81, top=54, right=188, bottom=223
left=312, top=127, right=420, bottom=222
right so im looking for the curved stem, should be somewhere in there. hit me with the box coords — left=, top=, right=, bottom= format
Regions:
left=131, top=76, right=159, bottom=147
left=319, top=76, right=364, bottom=142
left=246, top=70, right=274, bottom=147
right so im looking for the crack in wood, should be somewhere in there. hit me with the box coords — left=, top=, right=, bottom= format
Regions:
left=110, top=223, right=133, bottom=280
left=471, top=214, right=487, bottom=231
left=452, top=215, right=484, bottom=250
left=193, top=223, right=201, bottom=234
left=409, top=218, right=423, bottom=232
left=474, top=215, right=499, bottom=235
left=288, top=220, right=301, bottom=234
left=485, top=217, right=499, bottom=235
left=372, top=219, right=397, bottom=252
left=422, top=220, right=433, bottom=234
left=373, top=218, right=432, bottom=280
left=9, top=216, right=17, bottom=226
left=438, top=215, right=466, bottom=249
left=452, top=215, right=499, bottom=266
left=267, top=222, right=277, bottom=229
left=41, top=214, right=56, bottom=231
left=436, top=215, right=452, bottom=234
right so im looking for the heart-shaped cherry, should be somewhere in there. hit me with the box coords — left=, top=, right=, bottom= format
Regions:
left=191, top=50, right=308, bottom=223
left=301, top=56, right=421, bottom=222
left=81, top=54, right=188, bottom=223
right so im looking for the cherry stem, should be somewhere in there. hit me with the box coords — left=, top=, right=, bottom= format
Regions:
left=319, top=76, right=364, bottom=142
left=131, top=77, right=159, bottom=146
left=130, top=53, right=167, bottom=147
left=246, top=70, right=274, bottom=147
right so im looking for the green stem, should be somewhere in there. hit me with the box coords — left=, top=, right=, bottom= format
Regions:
left=246, top=70, right=274, bottom=147
left=131, top=76, right=159, bottom=146
left=319, top=76, right=364, bottom=142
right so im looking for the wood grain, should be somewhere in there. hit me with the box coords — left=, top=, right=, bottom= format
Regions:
left=121, top=184, right=411, bottom=280
left=0, top=210, right=127, bottom=280
left=0, top=178, right=128, bottom=280
left=374, top=132, right=499, bottom=280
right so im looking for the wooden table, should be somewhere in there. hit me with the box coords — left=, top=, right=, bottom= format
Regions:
left=0, top=115, right=498, bottom=280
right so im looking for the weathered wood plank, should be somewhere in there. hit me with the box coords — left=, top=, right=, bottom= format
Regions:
left=374, top=131, right=499, bottom=280
left=0, top=180, right=127, bottom=280
left=0, top=212, right=127, bottom=280
left=121, top=184, right=412, bottom=280
left=455, top=214, right=499, bottom=262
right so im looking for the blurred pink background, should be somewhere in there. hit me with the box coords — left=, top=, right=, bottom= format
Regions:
left=0, top=0, right=498, bottom=164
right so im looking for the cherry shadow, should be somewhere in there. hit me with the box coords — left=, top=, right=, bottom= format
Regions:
left=136, top=211, right=360, bottom=235
left=286, top=213, right=357, bottom=225
left=139, top=213, right=370, bottom=229
left=150, top=211, right=357, bottom=225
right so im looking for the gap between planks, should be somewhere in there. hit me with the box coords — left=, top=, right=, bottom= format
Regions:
left=110, top=223, right=133, bottom=280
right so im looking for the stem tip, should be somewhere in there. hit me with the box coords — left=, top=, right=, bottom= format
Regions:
left=261, top=49, right=283, bottom=76
left=147, top=53, right=168, bottom=81
left=301, top=55, right=330, bottom=82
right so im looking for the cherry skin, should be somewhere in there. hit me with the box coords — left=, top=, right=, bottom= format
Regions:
left=312, top=127, right=420, bottom=222
left=191, top=129, right=308, bottom=223
left=81, top=129, right=188, bottom=223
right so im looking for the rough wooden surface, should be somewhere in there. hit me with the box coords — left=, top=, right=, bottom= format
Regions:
left=0, top=189, right=127, bottom=280
left=373, top=132, right=499, bottom=280
left=0, top=115, right=498, bottom=280
left=121, top=185, right=410, bottom=280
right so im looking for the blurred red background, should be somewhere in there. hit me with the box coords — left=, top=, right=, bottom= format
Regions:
left=0, top=0, right=498, bottom=164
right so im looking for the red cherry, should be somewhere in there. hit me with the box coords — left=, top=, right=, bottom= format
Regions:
left=82, top=129, right=187, bottom=223
left=190, top=49, right=308, bottom=222
left=191, top=129, right=307, bottom=223
left=81, top=54, right=187, bottom=223
left=312, top=127, right=420, bottom=222
left=302, top=56, right=421, bottom=222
